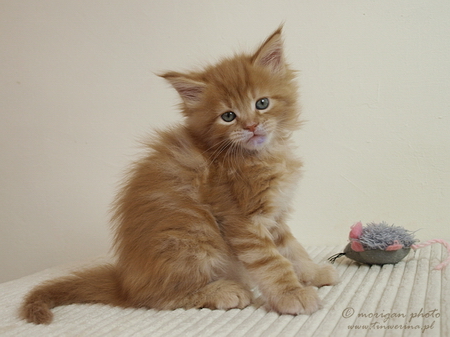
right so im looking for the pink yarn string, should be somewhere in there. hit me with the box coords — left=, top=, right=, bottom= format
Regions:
left=411, top=239, right=450, bottom=270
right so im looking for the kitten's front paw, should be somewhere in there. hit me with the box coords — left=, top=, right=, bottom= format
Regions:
left=269, top=286, right=321, bottom=315
left=311, top=264, right=339, bottom=287
left=298, top=263, right=339, bottom=287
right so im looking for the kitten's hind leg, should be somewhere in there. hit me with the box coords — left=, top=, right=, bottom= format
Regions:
left=182, top=279, right=252, bottom=310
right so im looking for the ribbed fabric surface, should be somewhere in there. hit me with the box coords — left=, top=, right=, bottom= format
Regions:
left=1, top=245, right=448, bottom=336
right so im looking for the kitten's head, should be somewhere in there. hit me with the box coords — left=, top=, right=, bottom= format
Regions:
left=161, top=27, right=300, bottom=155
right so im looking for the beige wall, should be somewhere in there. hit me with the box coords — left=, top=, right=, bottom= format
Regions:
left=1, top=1, right=450, bottom=283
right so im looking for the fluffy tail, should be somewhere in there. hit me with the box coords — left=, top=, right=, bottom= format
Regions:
left=20, top=264, right=125, bottom=324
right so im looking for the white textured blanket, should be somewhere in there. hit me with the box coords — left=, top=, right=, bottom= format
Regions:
left=1, top=245, right=448, bottom=336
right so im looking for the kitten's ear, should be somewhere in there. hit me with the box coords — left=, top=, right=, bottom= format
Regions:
left=252, top=27, right=285, bottom=74
left=160, top=72, right=206, bottom=108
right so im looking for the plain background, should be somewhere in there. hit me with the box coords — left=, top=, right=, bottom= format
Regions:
left=1, top=0, right=450, bottom=283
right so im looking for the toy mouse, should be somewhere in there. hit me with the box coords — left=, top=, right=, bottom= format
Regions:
left=328, top=221, right=450, bottom=270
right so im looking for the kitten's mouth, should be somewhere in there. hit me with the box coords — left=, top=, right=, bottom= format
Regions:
left=235, top=124, right=273, bottom=151
left=249, top=134, right=266, bottom=145
left=245, top=133, right=268, bottom=150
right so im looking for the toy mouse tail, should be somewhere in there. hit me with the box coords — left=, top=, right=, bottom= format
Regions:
left=412, top=239, right=450, bottom=270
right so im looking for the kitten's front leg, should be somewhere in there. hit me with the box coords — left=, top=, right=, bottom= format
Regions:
left=271, top=220, right=339, bottom=288
left=223, top=215, right=321, bottom=315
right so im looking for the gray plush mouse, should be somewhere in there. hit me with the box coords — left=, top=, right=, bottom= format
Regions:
left=328, top=222, right=417, bottom=265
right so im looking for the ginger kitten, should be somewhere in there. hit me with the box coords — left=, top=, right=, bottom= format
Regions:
left=20, top=27, right=338, bottom=324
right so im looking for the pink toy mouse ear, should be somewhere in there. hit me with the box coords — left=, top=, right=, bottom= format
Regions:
left=351, top=241, right=364, bottom=252
left=386, top=240, right=403, bottom=251
left=350, top=222, right=363, bottom=239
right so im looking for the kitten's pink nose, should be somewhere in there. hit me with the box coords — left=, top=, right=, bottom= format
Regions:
left=245, top=123, right=258, bottom=132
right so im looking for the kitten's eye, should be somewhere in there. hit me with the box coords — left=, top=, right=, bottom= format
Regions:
left=221, top=111, right=236, bottom=122
left=255, top=97, right=270, bottom=110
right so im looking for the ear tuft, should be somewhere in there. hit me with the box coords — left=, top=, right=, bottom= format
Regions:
left=160, top=72, right=206, bottom=108
left=252, top=26, right=285, bottom=74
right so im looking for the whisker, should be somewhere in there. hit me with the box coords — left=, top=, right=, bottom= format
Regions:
left=203, top=139, right=234, bottom=173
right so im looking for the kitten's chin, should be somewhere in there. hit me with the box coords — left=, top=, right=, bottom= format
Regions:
left=242, top=135, right=270, bottom=151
